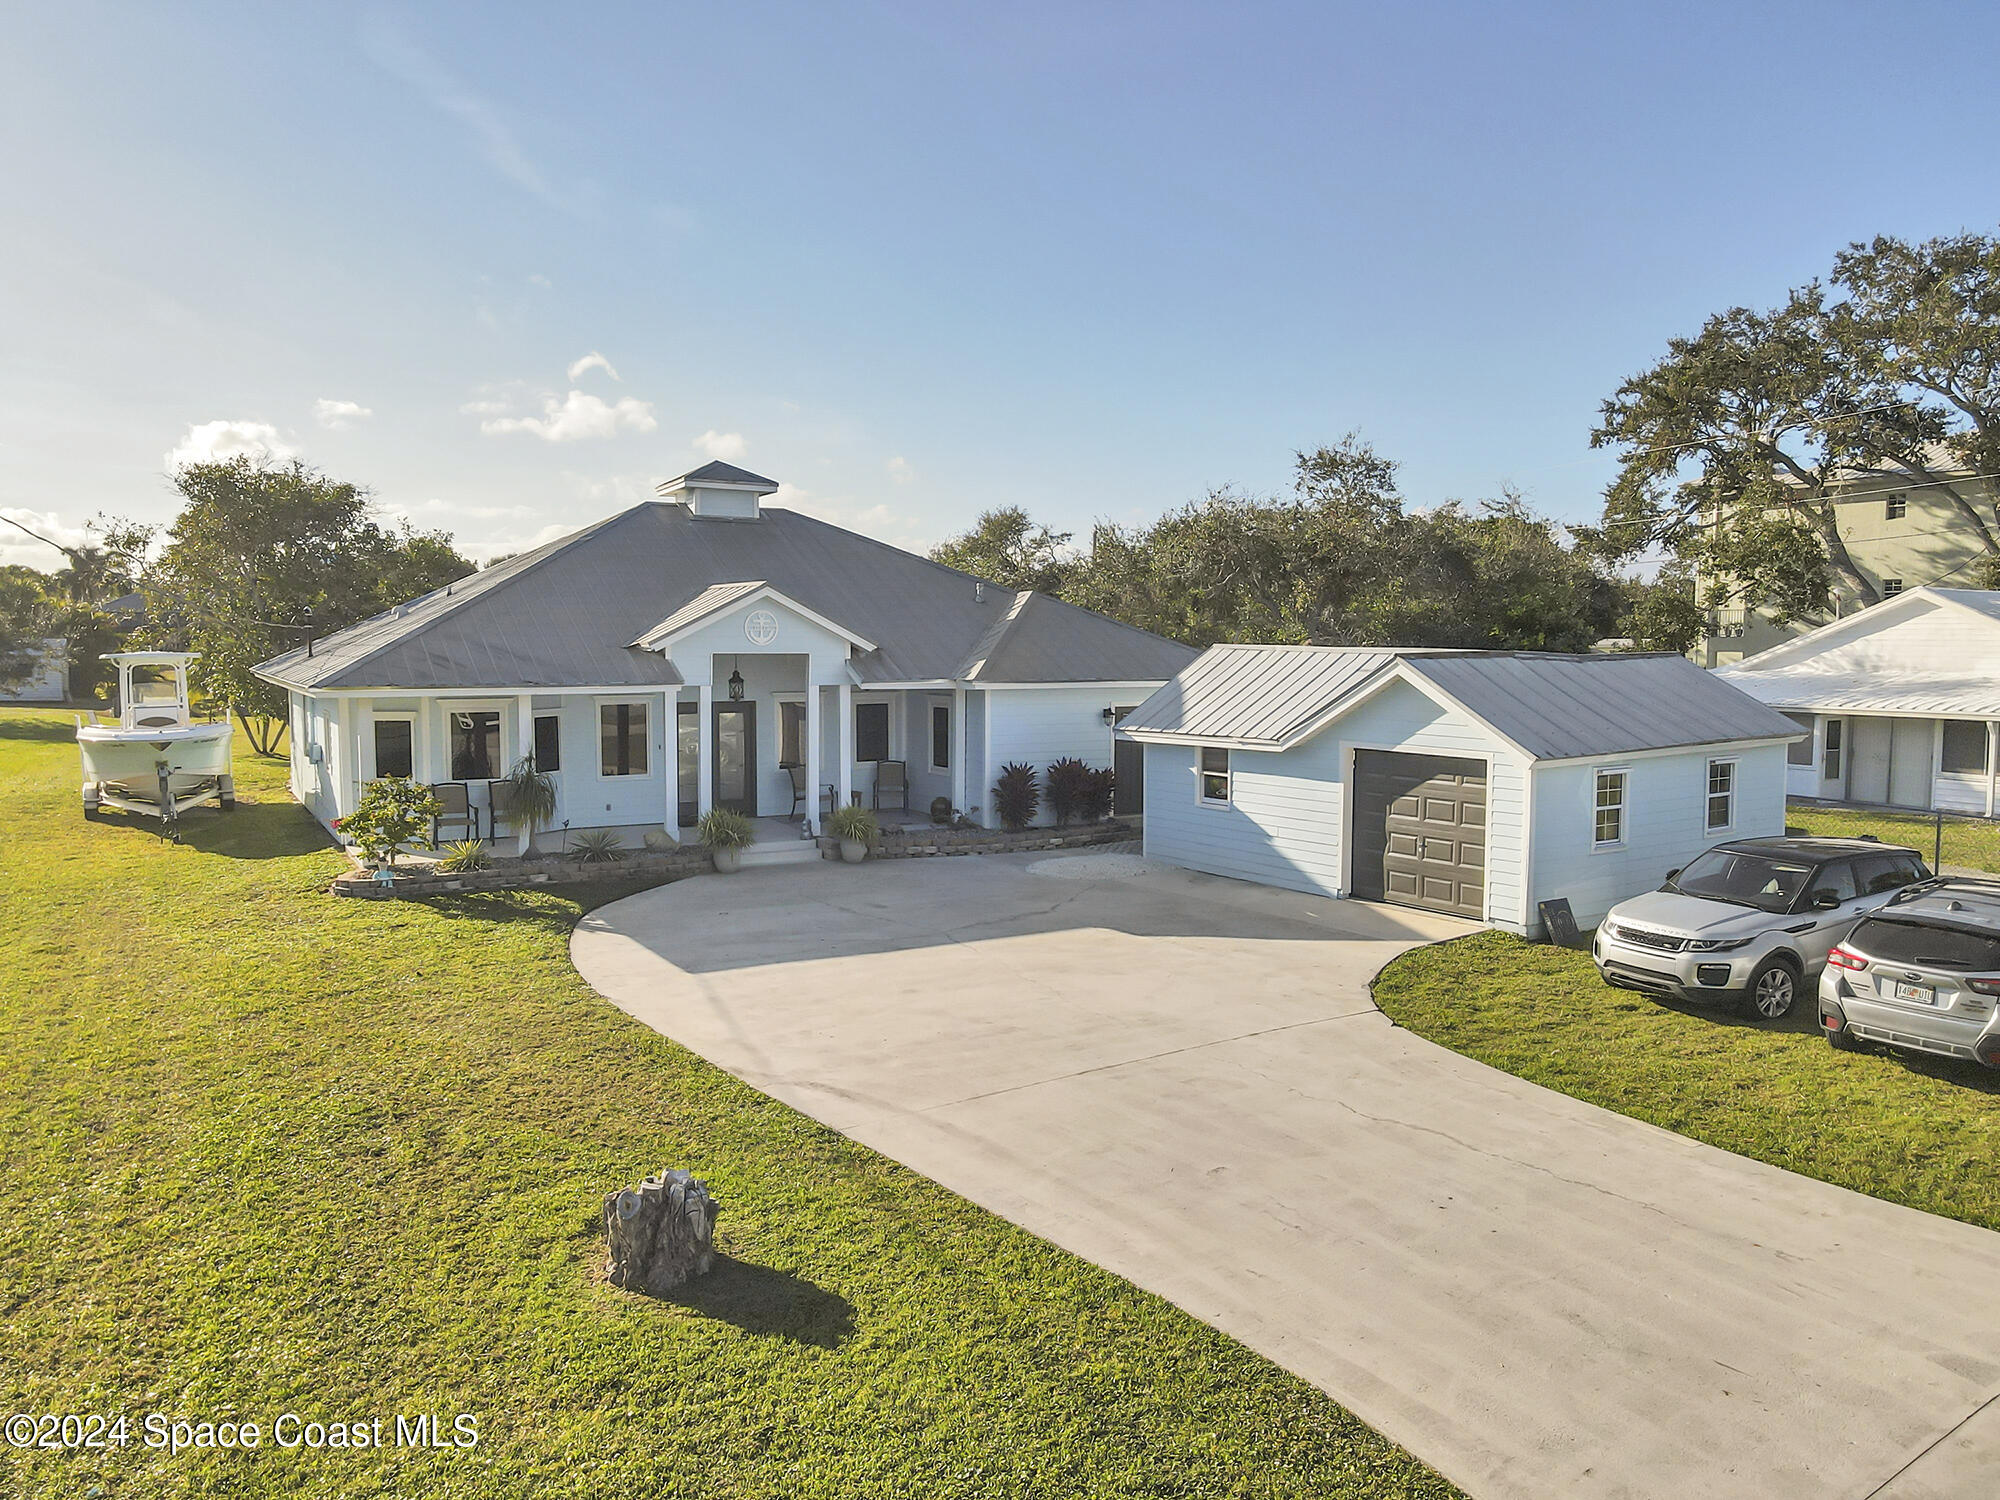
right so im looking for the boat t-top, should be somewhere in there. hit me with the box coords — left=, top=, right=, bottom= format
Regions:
left=77, top=652, right=235, bottom=829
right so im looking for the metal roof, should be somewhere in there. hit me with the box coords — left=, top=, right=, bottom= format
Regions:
left=665, top=461, right=779, bottom=490
left=1719, top=671, right=2000, bottom=719
left=631, top=580, right=769, bottom=645
left=256, top=502, right=1197, bottom=692
left=1119, top=645, right=1803, bottom=758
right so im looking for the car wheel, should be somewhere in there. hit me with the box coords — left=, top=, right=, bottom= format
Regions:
left=1744, top=958, right=1801, bottom=1020
left=1826, top=1024, right=1861, bottom=1052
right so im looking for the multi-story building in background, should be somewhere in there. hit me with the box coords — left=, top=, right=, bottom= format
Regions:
left=1695, top=447, right=1997, bottom=667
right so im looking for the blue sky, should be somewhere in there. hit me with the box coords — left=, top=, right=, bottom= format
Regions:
left=4, top=1, right=1996, bottom=569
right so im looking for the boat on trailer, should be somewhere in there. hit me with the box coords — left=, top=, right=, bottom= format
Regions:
left=78, top=653, right=234, bottom=829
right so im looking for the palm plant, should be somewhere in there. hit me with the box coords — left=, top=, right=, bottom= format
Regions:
left=498, top=755, right=558, bottom=838
left=571, top=830, right=625, bottom=864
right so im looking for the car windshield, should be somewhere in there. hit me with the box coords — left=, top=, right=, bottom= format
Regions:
left=1846, top=917, right=2000, bottom=972
left=1671, top=848, right=1815, bottom=913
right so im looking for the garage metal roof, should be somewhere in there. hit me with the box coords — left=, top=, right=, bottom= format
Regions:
left=1117, top=645, right=1804, bottom=759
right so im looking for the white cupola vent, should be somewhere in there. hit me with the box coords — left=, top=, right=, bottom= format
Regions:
left=655, top=461, right=781, bottom=520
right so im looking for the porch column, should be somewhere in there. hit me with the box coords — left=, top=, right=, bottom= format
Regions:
left=664, top=691, right=681, bottom=844
left=696, top=682, right=714, bottom=820
left=352, top=696, right=373, bottom=808
left=513, top=694, right=533, bottom=854
left=836, top=680, right=853, bottom=810
left=1987, top=721, right=1997, bottom=819
left=950, top=686, right=966, bottom=815
left=417, top=699, right=435, bottom=785
left=806, top=679, right=824, bottom=832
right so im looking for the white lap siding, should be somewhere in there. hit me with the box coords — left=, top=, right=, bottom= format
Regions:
left=1139, top=677, right=1530, bottom=929
left=983, top=686, right=1128, bottom=827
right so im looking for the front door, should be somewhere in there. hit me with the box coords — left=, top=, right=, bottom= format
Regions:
left=714, top=702, right=756, bottom=815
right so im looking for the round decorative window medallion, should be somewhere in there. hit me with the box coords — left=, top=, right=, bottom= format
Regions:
left=744, top=609, right=779, bottom=646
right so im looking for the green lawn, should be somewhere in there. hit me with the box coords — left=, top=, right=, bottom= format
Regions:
left=0, top=707, right=1455, bottom=1499
left=1374, top=931, right=2000, bottom=1232
left=1785, top=798, right=2000, bottom=874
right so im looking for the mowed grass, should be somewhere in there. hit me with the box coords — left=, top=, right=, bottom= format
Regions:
left=1374, top=930, right=2000, bottom=1231
left=1784, top=798, right=2000, bottom=874
left=0, top=708, right=1457, bottom=1500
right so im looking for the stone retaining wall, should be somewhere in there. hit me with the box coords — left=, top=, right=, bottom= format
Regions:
left=868, top=820, right=1138, bottom=859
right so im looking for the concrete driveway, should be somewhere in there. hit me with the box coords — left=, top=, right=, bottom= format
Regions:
left=572, top=850, right=2000, bottom=1500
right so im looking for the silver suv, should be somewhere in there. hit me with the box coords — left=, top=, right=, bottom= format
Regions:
left=1818, top=878, right=2000, bottom=1069
left=1594, top=837, right=1930, bottom=1020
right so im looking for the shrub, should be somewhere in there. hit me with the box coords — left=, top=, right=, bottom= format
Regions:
left=437, top=839, right=492, bottom=872
left=992, top=762, right=1040, bottom=830
left=827, top=804, right=879, bottom=844
left=695, top=807, right=755, bottom=850
left=496, top=755, right=558, bottom=834
left=342, top=776, right=442, bottom=865
left=1045, top=757, right=1093, bottom=828
left=929, top=795, right=954, bottom=826
left=571, top=830, right=626, bottom=864
left=1081, top=767, right=1117, bottom=823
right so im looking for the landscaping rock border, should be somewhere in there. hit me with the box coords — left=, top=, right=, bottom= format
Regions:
left=867, top=820, right=1138, bottom=859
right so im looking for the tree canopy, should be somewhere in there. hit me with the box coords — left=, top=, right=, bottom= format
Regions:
left=125, top=458, right=473, bottom=743
left=935, top=435, right=1652, bottom=653
left=1585, top=230, right=2000, bottom=623
left=0, top=564, right=59, bottom=689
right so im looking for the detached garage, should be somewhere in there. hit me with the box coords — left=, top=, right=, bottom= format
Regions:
left=1117, top=646, right=1805, bottom=936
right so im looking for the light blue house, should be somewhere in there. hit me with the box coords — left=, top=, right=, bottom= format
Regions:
left=255, top=463, right=1194, bottom=853
left=1116, top=645, right=1804, bottom=934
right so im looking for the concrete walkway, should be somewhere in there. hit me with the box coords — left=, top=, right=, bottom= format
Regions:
left=571, top=851, right=2000, bottom=1500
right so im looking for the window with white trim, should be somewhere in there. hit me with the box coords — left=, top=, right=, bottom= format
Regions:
left=1882, top=577, right=1905, bottom=597
left=598, top=701, right=649, bottom=777
left=1199, top=746, right=1231, bottom=804
left=1885, top=492, right=1907, bottom=519
left=372, top=717, right=414, bottom=780
left=1823, top=718, right=1844, bottom=780
left=778, top=700, right=805, bottom=766
left=533, top=713, right=561, bottom=773
left=1593, top=769, right=1626, bottom=847
left=1706, top=758, right=1735, bottom=831
left=930, top=703, right=950, bottom=771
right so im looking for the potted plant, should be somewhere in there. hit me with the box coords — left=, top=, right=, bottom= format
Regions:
left=497, top=754, right=558, bottom=848
left=341, top=776, right=442, bottom=875
left=827, top=803, right=878, bottom=863
left=696, top=807, right=755, bottom=872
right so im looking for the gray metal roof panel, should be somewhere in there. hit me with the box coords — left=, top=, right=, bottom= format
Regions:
left=669, top=460, right=780, bottom=489
left=256, top=502, right=1192, bottom=692
left=632, top=580, right=768, bottom=645
left=967, top=591, right=1199, bottom=683
left=1121, top=645, right=1802, bottom=757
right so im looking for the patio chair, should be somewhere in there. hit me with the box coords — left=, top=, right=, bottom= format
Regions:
left=786, top=763, right=833, bottom=819
left=486, top=779, right=519, bottom=843
left=873, top=759, right=909, bottom=813
left=431, top=782, right=479, bottom=844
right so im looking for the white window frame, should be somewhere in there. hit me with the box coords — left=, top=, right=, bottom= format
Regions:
left=1882, top=577, right=1905, bottom=597
left=774, top=694, right=807, bottom=767
left=532, top=711, right=562, bottom=775
left=594, top=697, right=652, bottom=780
left=368, top=711, right=417, bottom=782
left=928, top=699, right=951, bottom=773
left=1705, top=757, right=1736, bottom=832
left=1197, top=746, right=1231, bottom=806
left=852, top=693, right=898, bottom=764
left=1592, top=767, right=1628, bottom=849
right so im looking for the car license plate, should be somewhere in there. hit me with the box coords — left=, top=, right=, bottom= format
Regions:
left=1880, top=978, right=1939, bottom=1006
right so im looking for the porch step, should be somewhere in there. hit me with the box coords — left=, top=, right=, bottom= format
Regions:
left=738, top=840, right=824, bottom=868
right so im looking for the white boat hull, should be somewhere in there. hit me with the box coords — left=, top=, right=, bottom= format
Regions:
left=78, top=720, right=235, bottom=818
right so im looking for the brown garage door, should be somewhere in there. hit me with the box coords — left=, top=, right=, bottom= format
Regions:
left=1350, top=750, right=1486, bottom=919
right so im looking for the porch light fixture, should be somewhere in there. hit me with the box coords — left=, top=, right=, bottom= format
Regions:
left=727, top=668, right=745, bottom=701
left=1101, top=707, right=1117, bottom=725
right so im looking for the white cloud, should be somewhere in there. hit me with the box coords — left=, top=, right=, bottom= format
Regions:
left=164, top=419, right=296, bottom=471
left=314, top=398, right=373, bottom=431
left=479, top=390, right=656, bottom=442
left=566, top=351, right=620, bottom=383
left=0, top=507, right=91, bottom=569
left=886, top=455, right=914, bottom=484
left=694, top=429, right=747, bottom=461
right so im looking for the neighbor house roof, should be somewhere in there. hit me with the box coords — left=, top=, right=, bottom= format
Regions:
left=1717, top=586, right=2000, bottom=718
left=1118, top=644, right=1803, bottom=759
left=255, top=502, right=1197, bottom=692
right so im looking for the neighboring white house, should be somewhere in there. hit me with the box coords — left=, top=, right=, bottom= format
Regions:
left=253, top=463, right=1195, bottom=850
left=1717, top=586, right=2000, bottom=815
left=0, top=637, right=69, bottom=703
left=1117, top=646, right=1803, bottom=935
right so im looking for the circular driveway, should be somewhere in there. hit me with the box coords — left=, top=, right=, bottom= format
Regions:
left=574, top=850, right=2000, bottom=1500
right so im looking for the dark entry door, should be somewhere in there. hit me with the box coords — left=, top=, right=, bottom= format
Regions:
left=1350, top=750, right=1485, bottom=919
left=714, top=702, right=756, bottom=815
left=1112, top=706, right=1144, bottom=816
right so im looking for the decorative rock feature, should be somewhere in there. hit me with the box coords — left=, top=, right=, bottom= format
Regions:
left=604, top=1169, right=720, bottom=1294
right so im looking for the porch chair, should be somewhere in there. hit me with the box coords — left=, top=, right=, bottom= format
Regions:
left=873, top=759, right=909, bottom=813
left=486, top=779, right=520, bottom=843
left=785, top=763, right=833, bottom=819
left=431, top=782, right=479, bottom=844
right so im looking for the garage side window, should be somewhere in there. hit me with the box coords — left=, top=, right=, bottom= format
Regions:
left=1941, top=721, right=1989, bottom=775
left=1593, top=769, right=1626, bottom=847
left=1198, top=746, right=1231, bottom=805
left=1783, top=713, right=1815, bottom=767
left=1705, top=758, right=1734, bottom=831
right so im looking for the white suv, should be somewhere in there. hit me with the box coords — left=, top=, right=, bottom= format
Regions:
left=1594, top=837, right=1931, bottom=1020
left=1819, top=878, right=2000, bottom=1069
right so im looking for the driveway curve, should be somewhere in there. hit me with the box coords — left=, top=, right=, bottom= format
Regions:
left=572, top=850, right=2000, bottom=1500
